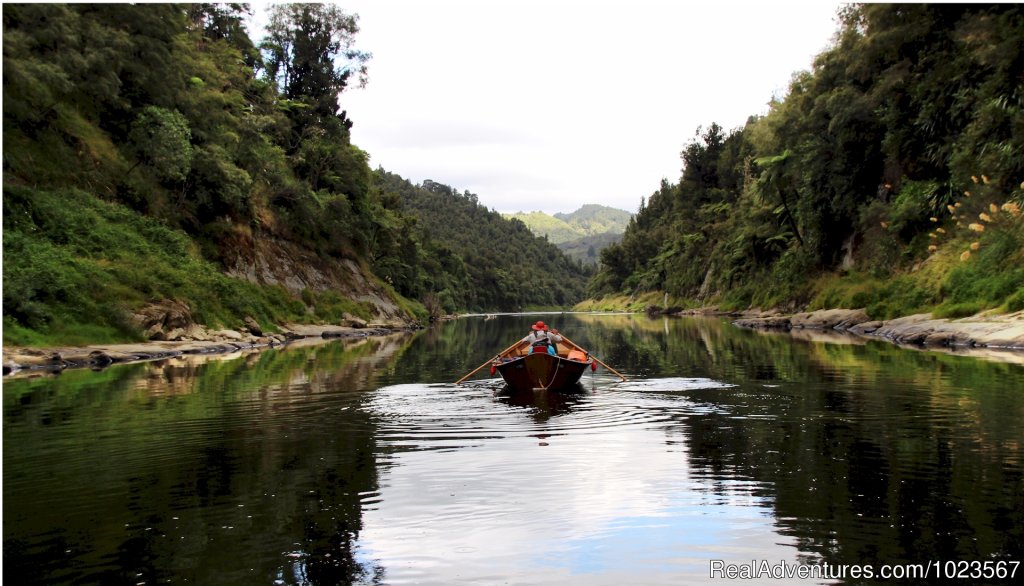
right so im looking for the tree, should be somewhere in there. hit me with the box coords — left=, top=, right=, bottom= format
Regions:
left=186, top=3, right=260, bottom=68
left=127, top=106, right=193, bottom=182
left=753, top=151, right=804, bottom=246
left=260, top=3, right=370, bottom=127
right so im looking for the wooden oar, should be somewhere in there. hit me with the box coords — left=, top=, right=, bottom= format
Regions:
left=556, top=333, right=627, bottom=381
left=454, top=339, right=525, bottom=385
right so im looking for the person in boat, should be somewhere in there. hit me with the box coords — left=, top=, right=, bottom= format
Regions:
left=520, top=321, right=563, bottom=356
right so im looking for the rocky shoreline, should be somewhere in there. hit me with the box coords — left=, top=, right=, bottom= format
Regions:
left=717, top=307, right=1024, bottom=351
left=2, top=296, right=426, bottom=376
left=2, top=322, right=415, bottom=377
left=7, top=307, right=1024, bottom=376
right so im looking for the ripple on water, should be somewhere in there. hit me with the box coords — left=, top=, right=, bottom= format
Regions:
left=614, top=377, right=737, bottom=393
left=365, top=380, right=726, bottom=453
left=356, top=379, right=799, bottom=586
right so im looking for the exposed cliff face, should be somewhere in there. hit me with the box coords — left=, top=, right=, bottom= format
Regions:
left=222, top=232, right=409, bottom=322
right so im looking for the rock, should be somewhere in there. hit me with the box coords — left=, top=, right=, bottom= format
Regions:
left=834, top=311, right=872, bottom=331
left=144, top=323, right=165, bottom=340
left=790, top=308, right=871, bottom=330
left=342, top=313, right=368, bottom=329
left=243, top=316, right=263, bottom=336
left=733, top=316, right=792, bottom=329
left=130, top=299, right=193, bottom=329
left=88, top=350, right=113, bottom=367
left=164, top=328, right=187, bottom=341
left=738, top=308, right=786, bottom=319
left=130, top=299, right=195, bottom=340
left=849, top=320, right=883, bottom=335
left=924, top=332, right=952, bottom=346
left=0, top=350, right=66, bottom=368
left=215, top=329, right=245, bottom=341
left=185, top=325, right=212, bottom=341
left=173, top=326, right=205, bottom=341
left=4, top=352, right=64, bottom=369
left=900, top=330, right=932, bottom=345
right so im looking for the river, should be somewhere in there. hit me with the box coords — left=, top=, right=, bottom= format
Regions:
left=4, top=314, right=1023, bottom=584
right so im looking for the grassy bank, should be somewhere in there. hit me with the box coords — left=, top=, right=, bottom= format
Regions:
left=578, top=259, right=1024, bottom=319
left=806, top=195, right=1024, bottom=320
left=2, top=185, right=424, bottom=347
left=574, top=292, right=696, bottom=313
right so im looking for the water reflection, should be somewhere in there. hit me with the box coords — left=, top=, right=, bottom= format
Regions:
left=4, top=334, right=413, bottom=585
left=495, top=386, right=587, bottom=419
left=358, top=381, right=797, bottom=585
left=4, top=315, right=1023, bottom=585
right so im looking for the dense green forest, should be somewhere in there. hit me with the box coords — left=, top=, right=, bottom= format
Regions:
left=558, top=232, right=624, bottom=267
left=373, top=171, right=590, bottom=313
left=590, top=3, right=1024, bottom=319
left=2, top=3, right=588, bottom=345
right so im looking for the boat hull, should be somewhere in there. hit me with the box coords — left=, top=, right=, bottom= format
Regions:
left=494, top=352, right=591, bottom=391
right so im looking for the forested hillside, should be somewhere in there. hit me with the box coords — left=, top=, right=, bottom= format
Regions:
left=374, top=172, right=590, bottom=313
left=554, top=205, right=632, bottom=237
left=504, top=204, right=631, bottom=266
left=504, top=205, right=631, bottom=244
left=590, top=4, right=1024, bottom=319
left=502, top=211, right=582, bottom=244
left=1, top=3, right=587, bottom=346
left=558, top=232, right=624, bottom=267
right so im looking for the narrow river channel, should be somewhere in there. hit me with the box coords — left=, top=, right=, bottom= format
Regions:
left=4, top=314, right=1023, bottom=584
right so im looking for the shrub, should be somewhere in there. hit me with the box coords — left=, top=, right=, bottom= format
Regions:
left=2, top=185, right=370, bottom=346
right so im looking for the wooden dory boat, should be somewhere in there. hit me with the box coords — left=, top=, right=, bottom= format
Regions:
left=491, top=342, right=595, bottom=391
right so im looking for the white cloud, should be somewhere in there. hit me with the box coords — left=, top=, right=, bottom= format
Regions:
left=251, top=1, right=843, bottom=214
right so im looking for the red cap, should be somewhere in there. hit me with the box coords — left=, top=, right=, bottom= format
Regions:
left=531, top=321, right=548, bottom=331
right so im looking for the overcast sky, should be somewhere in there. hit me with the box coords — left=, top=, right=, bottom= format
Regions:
left=251, top=1, right=844, bottom=215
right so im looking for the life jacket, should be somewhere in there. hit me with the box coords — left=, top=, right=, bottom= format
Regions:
left=530, top=332, right=551, bottom=348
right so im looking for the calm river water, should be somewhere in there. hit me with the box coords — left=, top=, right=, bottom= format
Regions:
left=4, top=314, right=1024, bottom=585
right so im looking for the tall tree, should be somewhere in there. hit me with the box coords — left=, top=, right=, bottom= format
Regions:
left=260, top=3, right=370, bottom=128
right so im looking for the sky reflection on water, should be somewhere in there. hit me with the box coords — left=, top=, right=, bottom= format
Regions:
left=354, top=382, right=816, bottom=585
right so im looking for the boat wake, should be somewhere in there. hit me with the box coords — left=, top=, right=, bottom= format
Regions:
left=614, top=377, right=735, bottom=392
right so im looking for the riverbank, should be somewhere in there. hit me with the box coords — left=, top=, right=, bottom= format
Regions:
left=7, top=307, right=1024, bottom=376
left=579, top=291, right=1024, bottom=353
left=2, top=322, right=416, bottom=377
left=714, top=307, right=1024, bottom=350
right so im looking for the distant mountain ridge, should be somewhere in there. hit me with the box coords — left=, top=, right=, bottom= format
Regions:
left=503, top=211, right=582, bottom=243
left=554, top=204, right=633, bottom=237
left=504, top=204, right=632, bottom=265
left=504, top=204, right=632, bottom=244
